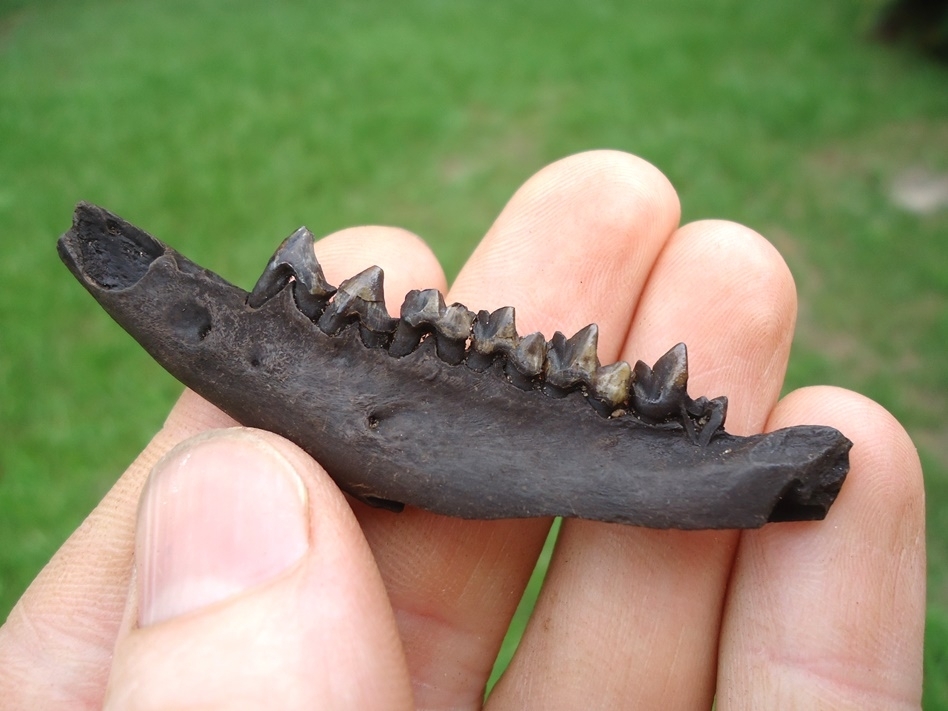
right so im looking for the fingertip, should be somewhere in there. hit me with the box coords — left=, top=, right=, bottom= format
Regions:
left=769, top=385, right=924, bottom=529
left=719, top=386, right=926, bottom=706
left=628, top=219, right=798, bottom=435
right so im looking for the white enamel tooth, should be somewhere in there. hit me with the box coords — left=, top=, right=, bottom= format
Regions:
left=592, top=360, right=632, bottom=408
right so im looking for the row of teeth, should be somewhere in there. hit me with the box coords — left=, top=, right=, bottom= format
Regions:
left=247, top=228, right=695, bottom=419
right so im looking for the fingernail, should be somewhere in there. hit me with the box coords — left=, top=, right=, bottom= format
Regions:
left=138, top=430, right=310, bottom=626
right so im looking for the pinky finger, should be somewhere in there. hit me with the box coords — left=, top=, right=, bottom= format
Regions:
left=717, top=386, right=926, bottom=709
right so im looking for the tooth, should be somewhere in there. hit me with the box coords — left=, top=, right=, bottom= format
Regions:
left=471, top=306, right=518, bottom=356
left=544, top=324, right=600, bottom=390
left=434, top=303, right=475, bottom=365
left=401, top=288, right=446, bottom=326
left=248, top=227, right=335, bottom=319
left=505, top=331, right=546, bottom=389
left=591, top=360, right=632, bottom=410
left=631, top=343, right=689, bottom=421
left=389, top=289, right=445, bottom=357
left=317, top=266, right=397, bottom=342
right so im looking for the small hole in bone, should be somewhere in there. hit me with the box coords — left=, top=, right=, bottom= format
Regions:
left=169, top=302, right=212, bottom=344
left=367, top=414, right=381, bottom=430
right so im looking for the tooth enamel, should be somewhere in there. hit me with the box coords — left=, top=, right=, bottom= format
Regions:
left=653, top=342, right=689, bottom=390
left=317, top=266, right=396, bottom=337
left=509, top=331, right=546, bottom=377
left=437, top=303, right=476, bottom=340
left=544, top=324, right=600, bottom=389
left=592, top=360, right=632, bottom=409
left=248, top=227, right=335, bottom=316
left=631, top=343, right=690, bottom=421
left=400, top=288, right=446, bottom=326
left=471, top=306, right=518, bottom=356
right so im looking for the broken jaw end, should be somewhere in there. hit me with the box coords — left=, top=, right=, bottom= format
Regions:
left=58, top=202, right=166, bottom=292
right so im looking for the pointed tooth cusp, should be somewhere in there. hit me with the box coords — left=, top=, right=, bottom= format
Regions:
left=631, top=342, right=690, bottom=421
left=248, top=227, right=335, bottom=317
left=504, top=331, right=546, bottom=389
left=471, top=306, right=518, bottom=356
left=316, top=266, right=397, bottom=341
left=544, top=324, right=600, bottom=390
left=591, top=360, right=632, bottom=410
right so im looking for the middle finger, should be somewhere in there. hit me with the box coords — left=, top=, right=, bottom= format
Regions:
left=355, top=150, right=682, bottom=708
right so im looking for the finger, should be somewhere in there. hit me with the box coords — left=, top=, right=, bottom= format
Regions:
left=103, top=428, right=412, bottom=709
left=717, top=387, right=925, bottom=709
left=490, top=221, right=797, bottom=709
left=353, top=150, right=682, bottom=708
left=0, top=226, right=442, bottom=709
left=0, top=389, right=236, bottom=708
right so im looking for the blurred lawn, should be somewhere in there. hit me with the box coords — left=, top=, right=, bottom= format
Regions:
left=1, top=0, right=946, bottom=704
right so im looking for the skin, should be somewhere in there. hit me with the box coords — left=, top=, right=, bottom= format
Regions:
left=0, top=151, right=926, bottom=709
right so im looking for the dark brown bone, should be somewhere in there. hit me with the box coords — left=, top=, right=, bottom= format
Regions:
left=57, top=203, right=851, bottom=529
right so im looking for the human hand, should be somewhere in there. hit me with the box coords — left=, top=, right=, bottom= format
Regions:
left=0, top=151, right=925, bottom=709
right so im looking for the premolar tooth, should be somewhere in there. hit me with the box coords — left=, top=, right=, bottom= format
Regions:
left=591, top=360, right=632, bottom=410
left=544, top=324, right=600, bottom=390
left=389, top=289, right=446, bottom=357
left=401, top=288, right=446, bottom=326
left=317, top=266, right=397, bottom=342
left=434, top=303, right=475, bottom=365
left=471, top=306, right=518, bottom=356
left=248, top=227, right=336, bottom=319
left=631, top=342, right=689, bottom=421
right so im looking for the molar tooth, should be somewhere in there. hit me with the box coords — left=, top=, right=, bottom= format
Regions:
left=544, top=324, right=600, bottom=390
left=248, top=227, right=335, bottom=319
left=505, top=331, right=546, bottom=389
left=631, top=343, right=690, bottom=421
left=591, top=360, right=632, bottom=410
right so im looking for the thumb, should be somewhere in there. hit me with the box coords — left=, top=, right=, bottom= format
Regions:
left=103, top=428, right=413, bottom=710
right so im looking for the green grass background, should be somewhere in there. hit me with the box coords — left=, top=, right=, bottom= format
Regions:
left=1, top=0, right=946, bottom=703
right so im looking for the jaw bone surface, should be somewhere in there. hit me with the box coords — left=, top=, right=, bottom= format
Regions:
left=57, top=202, right=852, bottom=529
